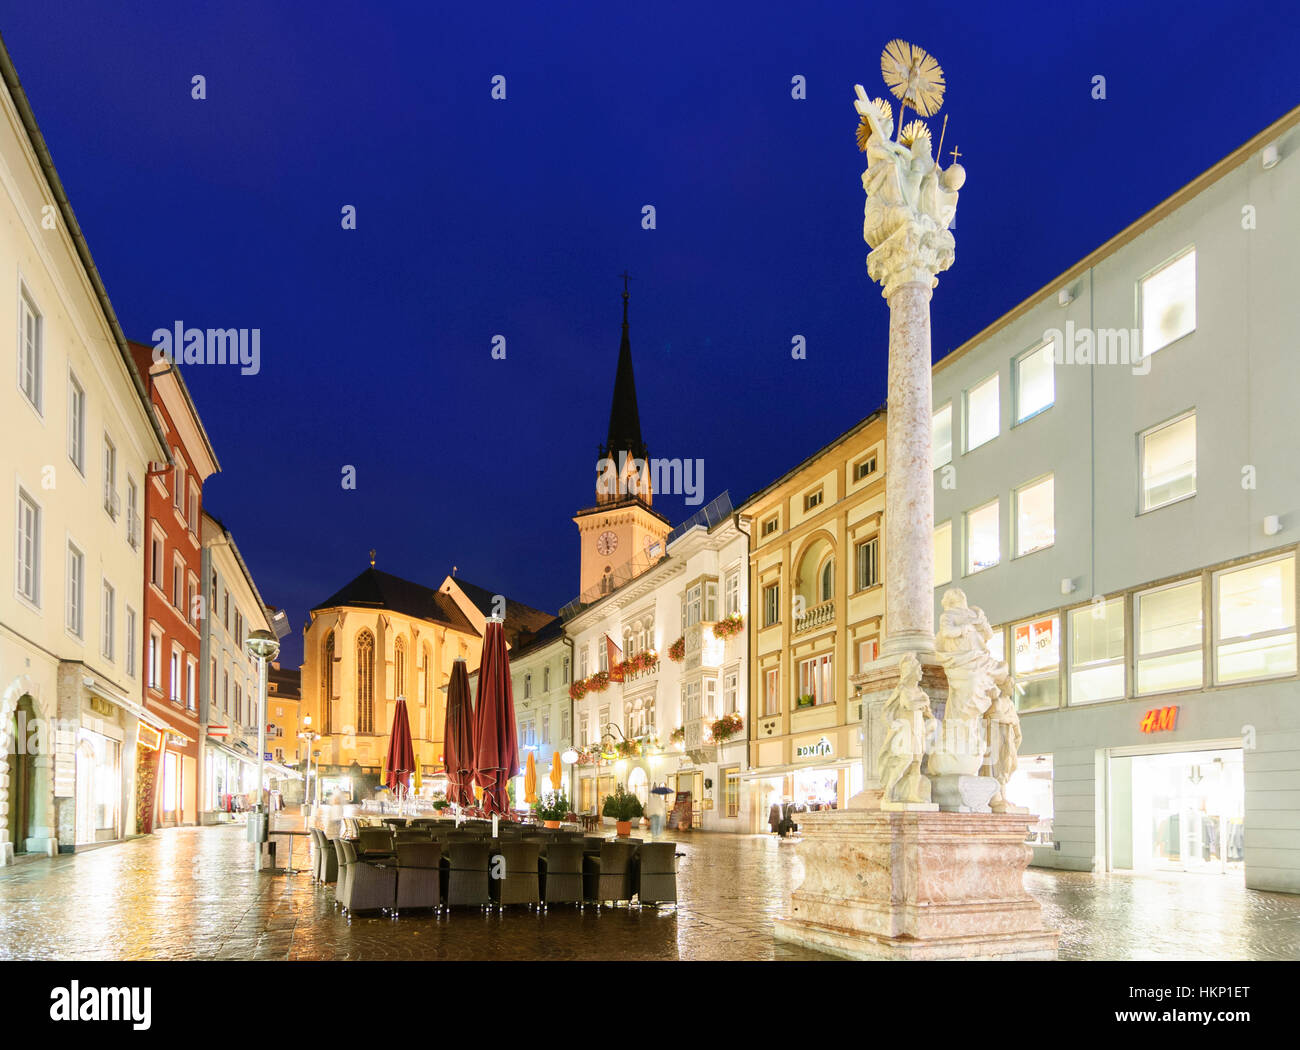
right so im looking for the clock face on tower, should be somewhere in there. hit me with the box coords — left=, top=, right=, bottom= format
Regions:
left=596, top=530, right=619, bottom=556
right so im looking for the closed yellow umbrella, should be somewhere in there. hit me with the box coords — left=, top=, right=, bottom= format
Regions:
left=473, top=783, right=483, bottom=804
left=412, top=759, right=422, bottom=795
left=524, top=752, right=538, bottom=804
left=550, top=750, right=562, bottom=792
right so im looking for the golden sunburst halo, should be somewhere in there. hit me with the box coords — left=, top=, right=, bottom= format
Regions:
left=898, top=119, right=931, bottom=148
left=855, top=96, right=892, bottom=151
left=880, top=39, right=946, bottom=117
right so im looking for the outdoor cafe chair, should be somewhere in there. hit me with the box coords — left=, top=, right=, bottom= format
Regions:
left=395, top=829, right=433, bottom=845
left=635, top=842, right=678, bottom=906
left=357, top=826, right=396, bottom=859
left=312, top=829, right=339, bottom=884
left=340, top=839, right=397, bottom=916
left=582, top=841, right=636, bottom=905
left=332, top=838, right=352, bottom=906
left=491, top=842, right=540, bottom=907
left=443, top=842, right=492, bottom=907
left=539, top=842, right=583, bottom=905
left=394, top=842, right=442, bottom=914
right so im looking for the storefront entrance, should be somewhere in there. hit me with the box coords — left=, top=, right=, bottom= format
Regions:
left=74, top=729, right=121, bottom=844
left=1110, top=747, right=1245, bottom=876
left=6, top=696, right=36, bottom=854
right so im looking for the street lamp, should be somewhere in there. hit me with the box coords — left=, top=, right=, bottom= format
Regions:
left=245, top=629, right=280, bottom=823
left=298, top=713, right=320, bottom=812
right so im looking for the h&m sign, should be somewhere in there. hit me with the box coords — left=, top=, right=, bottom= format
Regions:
left=1140, top=706, right=1178, bottom=734
left=796, top=736, right=833, bottom=760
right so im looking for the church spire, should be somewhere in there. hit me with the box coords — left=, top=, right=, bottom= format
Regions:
left=602, top=272, right=647, bottom=467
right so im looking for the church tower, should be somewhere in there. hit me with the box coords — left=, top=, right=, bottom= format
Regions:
left=573, top=277, right=670, bottom=601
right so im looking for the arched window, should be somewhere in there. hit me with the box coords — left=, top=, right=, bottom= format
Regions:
left=820, top=559, right=834, bottom=602
left=321, top=632, right=335, bottom=734
left=394, top=636, right=407, bottom=701
left=357, top=630, right=375, bottom=733
left=601, top=566, right=614, bottom=595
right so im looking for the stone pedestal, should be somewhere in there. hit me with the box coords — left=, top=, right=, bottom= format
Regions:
left=774, top=808, right=1059, bottom=960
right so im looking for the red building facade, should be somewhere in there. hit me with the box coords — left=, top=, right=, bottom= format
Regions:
left=128, top=342, right=220, bottom=827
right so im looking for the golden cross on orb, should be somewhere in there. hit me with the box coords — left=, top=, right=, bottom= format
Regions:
left=949, top=144, right=962, bottom=165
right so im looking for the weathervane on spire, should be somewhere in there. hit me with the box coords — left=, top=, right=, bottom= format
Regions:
left=369, top=548, right=376, bottom=567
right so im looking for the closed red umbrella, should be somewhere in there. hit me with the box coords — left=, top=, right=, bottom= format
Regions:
left=473, top=618, right=519, bottom=816
left=384, top=695, right=417, bottom=795
left=443, top=657, right=476, bottom=807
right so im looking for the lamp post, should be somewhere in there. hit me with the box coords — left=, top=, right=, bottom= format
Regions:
left=245, top=629, right=280, bottom=823
left=299, top=714, right=320, bottom=815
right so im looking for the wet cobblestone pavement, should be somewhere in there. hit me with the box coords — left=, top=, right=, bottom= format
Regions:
left=0, top=824, right=1297, bottom=961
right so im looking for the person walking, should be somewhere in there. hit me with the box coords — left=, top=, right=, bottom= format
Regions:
left=646, top=784, right=667, bottom=839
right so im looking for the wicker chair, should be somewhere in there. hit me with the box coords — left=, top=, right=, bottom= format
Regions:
left=357, top=826, right=395, bottom=859
left=443, top=842, right=492, bottom=907
left=539, top=843, right=583, bottom=905
left=339, top=839, right=397, bottom=915
left=635, top=842, right=678, bottom=905
left=491, top=842, right=540, bottom=906
left=395, top=829, right=433, bottom=845
left=332, top=838, right=352, bottom=906
left=582, top=841, right=636, bottom=904
left=314, top=830, right=339, bottom=884
left=394, top=842, right=442, bottom=914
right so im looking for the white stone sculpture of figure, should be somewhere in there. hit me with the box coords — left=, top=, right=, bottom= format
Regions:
left=981, top=665, right=1024, bottom=811
left=932, top=587, right=1005, bottom=780
left=853, top=85, right=965, bottom=296
left=877, top=653, right=935, bottom=808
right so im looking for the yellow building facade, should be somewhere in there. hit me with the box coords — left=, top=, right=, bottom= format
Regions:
left=739, top=409, right=888, bottom=827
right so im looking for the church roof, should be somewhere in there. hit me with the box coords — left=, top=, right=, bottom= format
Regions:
left=601, top=286, right=647, bottom=463
left=311, top=567, right=476, bottom=633
left=449, top=578, right=557, bottom=645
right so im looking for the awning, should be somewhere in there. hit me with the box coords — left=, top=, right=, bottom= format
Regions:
left=206, top=738, right=258, bottom=767
left=83, top=677, right=171, bottom=733
left=738, top=758, right=858, bottom=781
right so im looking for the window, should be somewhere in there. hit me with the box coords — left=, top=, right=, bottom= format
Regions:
left=523, top=672, right=532, bottom=699
left=762, top=582, right=780, bottom=627
left=934, top=520, right=952, bottom=587
left=579, top=713, right=589, bottom=747
left=855, top=537, right=879, bottom=590
left=66, top=542, right=84, bottom=637
left=1014, top=475, right=1055, bottom=557
left=805, top=489, right=823, bottom=511
left=235, top=611, right=244, bottom=648
left=705, top=581, right=718, bottom=622
left=394, top=636, right=407, bottom=699
left=856, top=638, right=878, bottom=672
left=172, top=554, right=184, bottom=608
left=422, top=644, right=432, bottom=707
left=19, top=287, right=42, bottom=412
left=1215, top=554, right=1296, bottom=684
left=1135, top=578, right=1203, bottom=695
left=127, top=477, right=140, bottom=550
left=680, top=682, right=700, bottom=723
left=761, top=516, right=779, bottom=537
left=356, top=630, right=375, bottom=733
left=541, top=712, right=550, bottom=745
left=1141, top=249, right=1196, bottom=357
left=173, top=456, right=185, bottom=513
left=186, top=658, right=197, bottom=711
left=1015, top=340, right=1055, bottom=423
left=1011, top=616, right=1059, bottom=712
left=598, top=643, right=608, bottom=673
left=102, top=437, right=117, bottom=518
left=763, top=667, right=779, bottom=716
left=562, top=656, right=570, bottom=685
left=68, top=372, right=86, bottom=473
left=1069, top=598, right=1125, bottom=704
left=15, top=488, right=41, bottom=605
left=149, top=628, right=163, bottom=690
left=704, top=677, right=718, bottom=718
left=580, top=646, right=589, bottom=679
left=561, top=710, right=570, bottom=742
left=798, top=654, right=833, bottom=706
left=1140, top=412, right=1196, bottom=511
left=965, top=374, right=999, bottom=451
left=725, top=571, right=740, bottom=615
left=723, top=670, right=738, bottom=714
left=965, top=499, right=1000, bottom=574
left=125, top=607, right=137, bottom=677
left=150, top=533, right=164, bottom=588
left=819, top=560, right=834, bottom=602
left=543, top=667, right=550, bottom=692
left=224, top=592, right=230, bottom=631
left=223, top=669, right=229, bottom=713
left=188, top=483, right=199, bottom=533
left=932, top=403, right=952, bottom=468
left=1006, top=755, right=1054, bottom=845
left=854, top=454, right=877, bottom=481
left=187, top=572, right=199, bottom=625
left=101, top=580, right=115, bottom=659
left=170, top=646, right=182, bottom=703
left=723, top=767, right=740, bottom=818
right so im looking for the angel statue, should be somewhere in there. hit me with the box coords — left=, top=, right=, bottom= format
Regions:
left=932, top=588, right=1006, bottom=777
left=981, top=662, right=1024, bottom=811
left=877, top=653, right=936, bottom=808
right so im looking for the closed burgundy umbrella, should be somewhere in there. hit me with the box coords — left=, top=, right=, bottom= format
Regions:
left=473, top=618, right=519, bottom=817
left=443, top=657, right=476, bottom=807
left=384, top=695, right=417, bottom=795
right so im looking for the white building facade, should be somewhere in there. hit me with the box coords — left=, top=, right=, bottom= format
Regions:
left=0, top=43, right=171, bottom=861
left=506, top=619, right=573, bottom=806
left=568, top=496, right=751, bottom=832
left=929, top=107, right=1300, bottom=892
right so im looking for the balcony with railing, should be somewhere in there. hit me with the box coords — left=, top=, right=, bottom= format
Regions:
left=793, top=599, right=835, bottom=635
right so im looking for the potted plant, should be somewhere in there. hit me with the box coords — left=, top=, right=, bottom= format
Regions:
left=797, top=693, right=816, bottom=709
left=710, top=712, right=744, bottom=743
left=602, top=785, right=644, bottom=837
left=667, top=637, right=686, bottom=662
left=532, top=790, right=570, bottom=829
left=711, top=612, right=745, bottom=640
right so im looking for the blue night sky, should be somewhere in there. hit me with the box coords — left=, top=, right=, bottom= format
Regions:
left=3, top=2, right=1295, bottom=665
